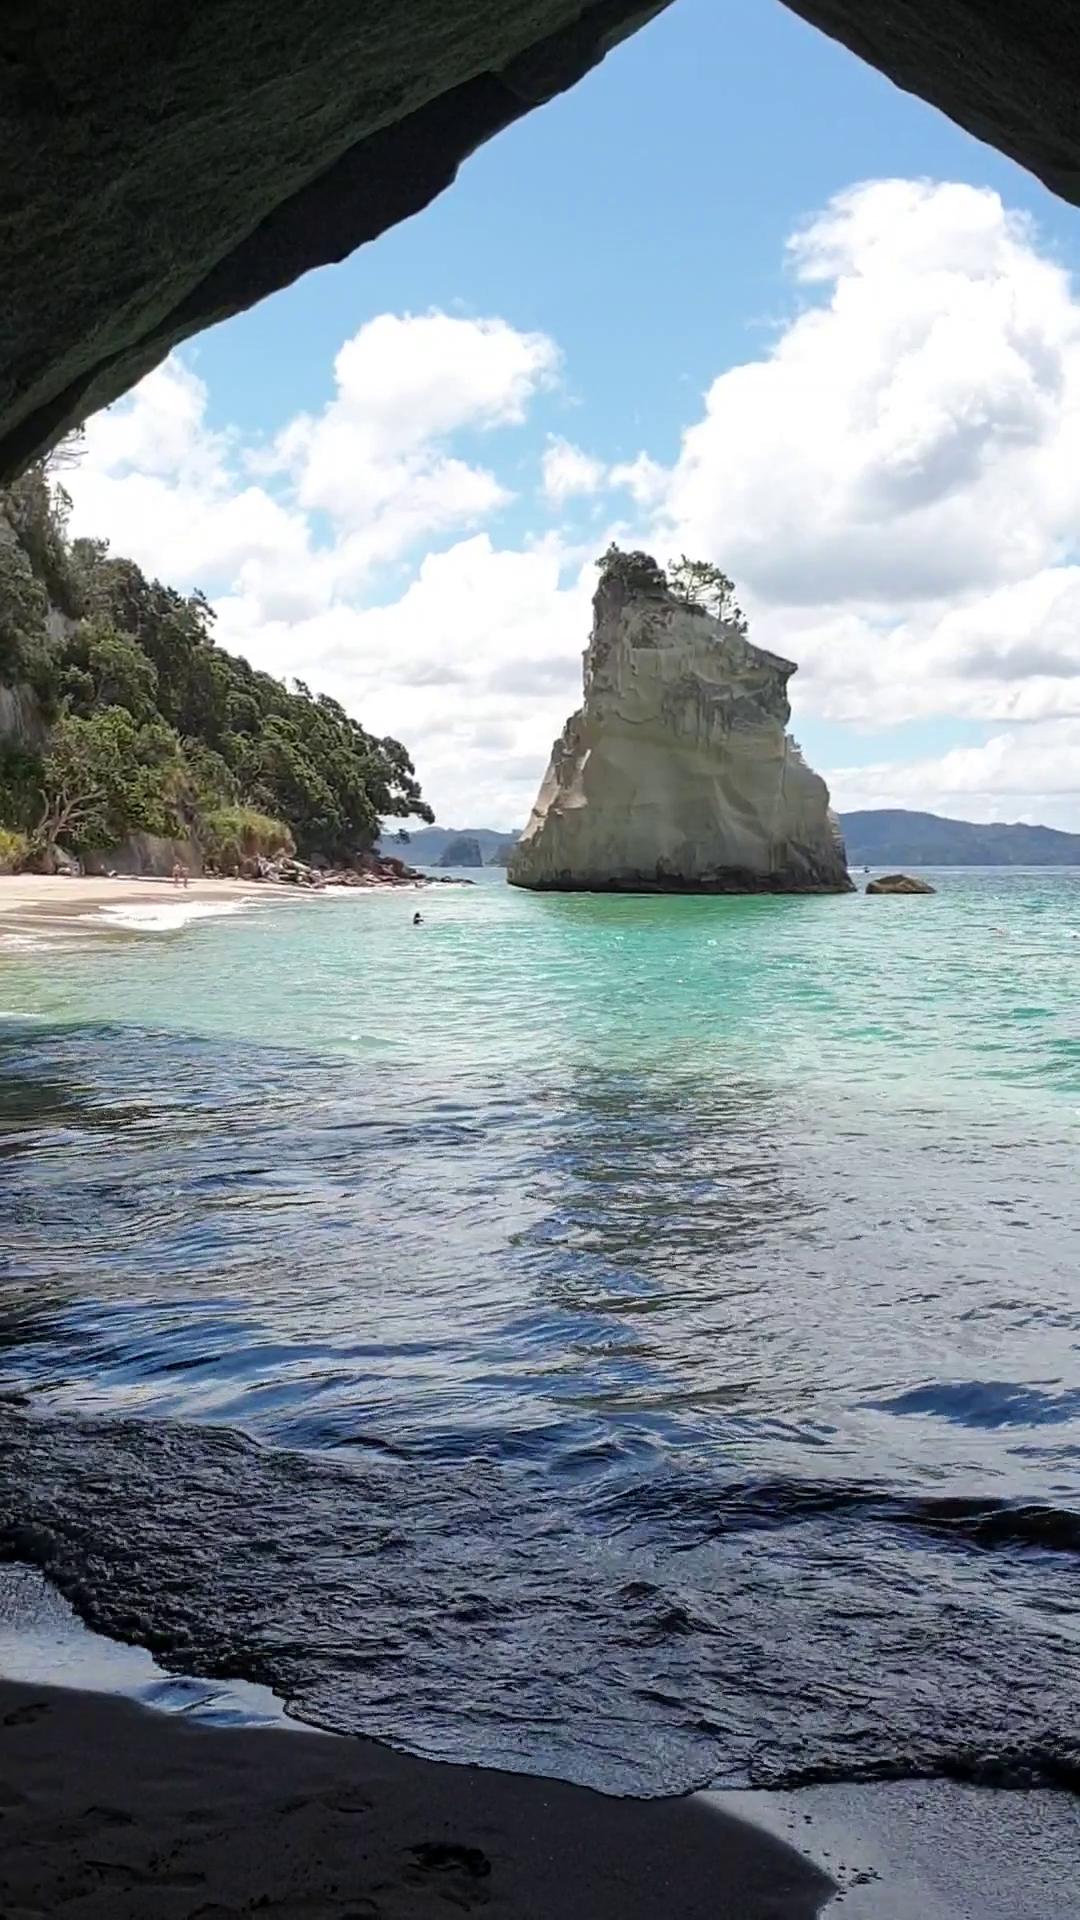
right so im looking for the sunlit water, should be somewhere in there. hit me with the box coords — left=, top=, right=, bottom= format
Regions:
left=0, top=869, right=1078, bottom=1792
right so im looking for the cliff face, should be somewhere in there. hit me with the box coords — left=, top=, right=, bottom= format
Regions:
left=5, top=5, right=1080, bottom=482
left=0, top=1, right=670, bottom=484
left=509, top=576, right=852, bottom=894
left=439, top=834, right=484, bottom=868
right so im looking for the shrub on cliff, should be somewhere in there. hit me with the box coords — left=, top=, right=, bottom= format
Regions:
left=0, top=825, right=28, bottom=873
left=201, top=805, right=295, bottom=873
left=596, top=543, right=668, bottom=596
left=666, top=555, right=747, bottom=634
left=596, top=545, right=748, bottom=637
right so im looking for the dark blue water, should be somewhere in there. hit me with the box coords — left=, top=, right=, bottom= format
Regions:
left=0, top=872, right=1078, bottom=1791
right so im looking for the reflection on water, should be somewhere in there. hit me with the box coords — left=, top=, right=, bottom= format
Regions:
left=0, top=984, right=1077, bottom=1792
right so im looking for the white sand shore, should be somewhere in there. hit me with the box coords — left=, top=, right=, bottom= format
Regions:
left=0, top=872, right=303, bottom=944
left=0, top=873, right=295, bottom=917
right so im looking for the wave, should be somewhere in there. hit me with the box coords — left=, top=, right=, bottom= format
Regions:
left=94, top=898, right=253, bottom=935
left=0, top=932, right=56, bottom=953
left=1, top=1404, right=1077, bottom=1796
left=587, top=1473, right=1080, bottom=1555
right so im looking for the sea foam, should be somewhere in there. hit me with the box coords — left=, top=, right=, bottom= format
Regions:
left=94, top=898, right=251, bottom=934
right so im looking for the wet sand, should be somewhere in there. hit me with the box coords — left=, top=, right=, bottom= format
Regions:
left=2, top=1564, right=1077, bottom=1919
left=0, top=871, right=293, bottom=913
left=0, top=1677, right=831, bottom=1920
left=0, top=872, right=300, bottom=945
left=4, top=1680, right=1076, bottom=1920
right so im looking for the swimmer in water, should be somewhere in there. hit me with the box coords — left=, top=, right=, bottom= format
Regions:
left=413, top=911, right=423, bottom=926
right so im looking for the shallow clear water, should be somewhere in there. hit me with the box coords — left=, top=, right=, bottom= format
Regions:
left=0, top=870, right=1078, bottom=1791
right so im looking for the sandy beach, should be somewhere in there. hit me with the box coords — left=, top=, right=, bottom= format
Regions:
left=2, top=1679, right=1076, bottom=1920
left=0, top=1676, right=831, bottom=1920
left=0, top=872, right=296, bottom=916
left=1, top=1566, right=1077, bottom=1920
left=0, top=872, right=302, bottom=945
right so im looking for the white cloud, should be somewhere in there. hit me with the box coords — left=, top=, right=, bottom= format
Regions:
left=609, top=452, right=667, bottom=508
left=828, top=719, right=1080, bottom=830
left=214, top=535, right=592, bottom=826
left=271, top=312, right=558, bottom=567
left=70, top=360, right=322, bottom=597
left=541, top=437, right=607, bottom=505
left=69, top=312, right=561, bottom=596
left=644, top=181, right=1080, bottom=609
left=60, top=188, right=1080, bottom=828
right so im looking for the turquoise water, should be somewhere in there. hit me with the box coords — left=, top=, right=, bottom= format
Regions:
left=0, top=869, right=1078, bottom=1791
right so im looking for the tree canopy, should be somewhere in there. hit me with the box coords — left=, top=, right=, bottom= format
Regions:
left=596, top=544, right=748, bottom=636
left=665, top=554, right=747, bottom=633
left=0, top=466, right=432, bottom=867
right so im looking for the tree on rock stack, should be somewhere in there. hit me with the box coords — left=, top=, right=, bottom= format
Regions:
left=666, top=555, right=747, bottom=635
left=509, top=547, right=852, bottom=896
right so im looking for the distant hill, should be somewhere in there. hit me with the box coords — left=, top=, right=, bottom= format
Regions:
left=382, top=825, right=519, bottom=866
left=840, top=809, right=1080, bottom=866
left=386, top=811, right=1080, bottom=872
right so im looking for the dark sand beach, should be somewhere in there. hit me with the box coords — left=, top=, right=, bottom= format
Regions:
left=0, top=1677, right=831, bottom=1920
left=4, top=1673, right=1078, bottom=1919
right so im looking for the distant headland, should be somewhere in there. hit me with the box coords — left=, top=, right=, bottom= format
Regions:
left=400, top=809, right=1080, bottom=872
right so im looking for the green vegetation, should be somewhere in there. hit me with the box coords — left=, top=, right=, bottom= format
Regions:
left=666, top=554, right=746, bottom=634
left=0, top=464, right=431, bottom=870
left=200, top=805, right=295, bottom=873
left=596, top=543, right=669, bottom=596
left=0, top=825, right=28, bottom=873
left=597, top=545, right=747, bottom=636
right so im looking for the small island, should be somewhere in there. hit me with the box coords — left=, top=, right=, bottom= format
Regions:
left=509, top=547, right=852, bottom=895
left=438, top=834, right=484, bottom=869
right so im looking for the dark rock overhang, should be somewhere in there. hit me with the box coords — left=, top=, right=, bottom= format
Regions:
left=783, top=1, right=1080, bottom=213
left=0, top=1, right=669, bottom=484
left=3, top=0, right=1078, bottom=484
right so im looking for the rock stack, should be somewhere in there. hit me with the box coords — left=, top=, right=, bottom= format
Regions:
left=509, top=560, right=852, bottom=894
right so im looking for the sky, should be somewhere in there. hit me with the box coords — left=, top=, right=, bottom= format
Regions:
left=63, top=0, right=1080, bottom=831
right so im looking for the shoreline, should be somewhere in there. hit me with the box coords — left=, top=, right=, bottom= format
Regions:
left=2, top=1676, right=1075, bottom=1920
left=1, top=1564, right=1075, bottom=1919
left=0, top=871, right=298, bottom=913
left=0, top=1674, right=831, bottom=1920
left=0, top=871, right=425, bottom=945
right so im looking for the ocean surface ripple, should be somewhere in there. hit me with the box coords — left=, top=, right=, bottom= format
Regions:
left=0, top=869, right=1078, bottom=1793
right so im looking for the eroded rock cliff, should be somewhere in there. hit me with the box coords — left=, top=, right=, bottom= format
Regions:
left=5, top=5, right=1080, bottom=482
left=509, top=566, right=852, bottom=894
left=0, top=2, right=669, bottom=484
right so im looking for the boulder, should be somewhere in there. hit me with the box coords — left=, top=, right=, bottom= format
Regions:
left=83, top=833, right=203, bottom=878
left=865, top=873, right=936, bottom=894
left=508, top=564, right=852, bottom=894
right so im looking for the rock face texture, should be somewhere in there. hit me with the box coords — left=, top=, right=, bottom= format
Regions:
left=509, top=572, right=852, bottom=894
left=783, top=3, right=1080, bottom=213
left=83, top=833, right=204, bottom=879
left=4, top=5, right=1080, bottom=482
left=0, top=1, right=669, bottom=484
left=865, top=873, right=936, bottom=895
